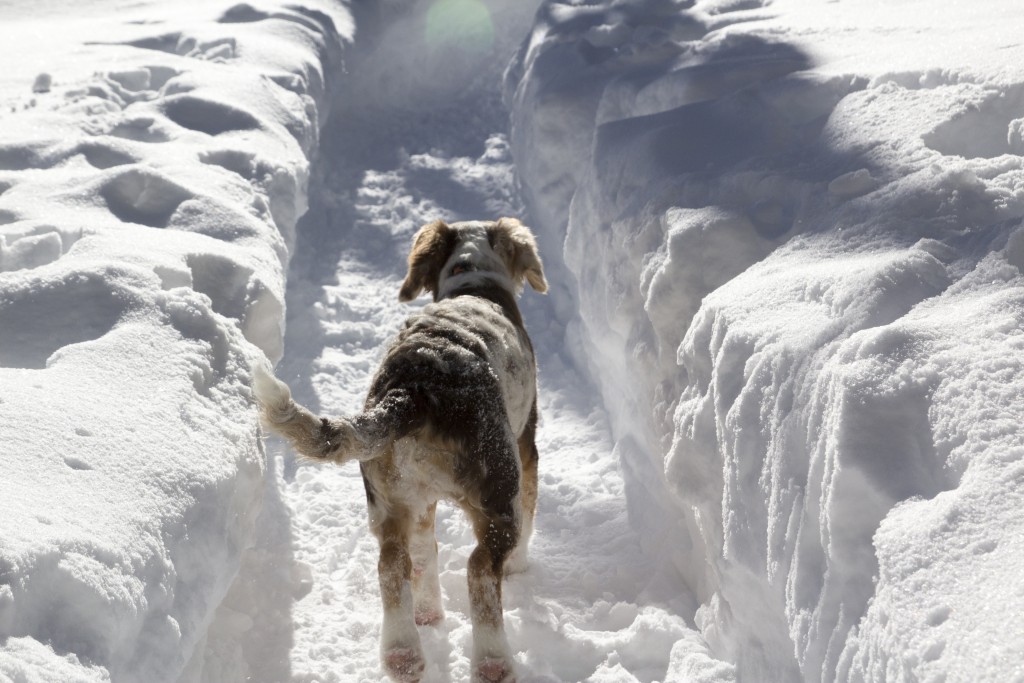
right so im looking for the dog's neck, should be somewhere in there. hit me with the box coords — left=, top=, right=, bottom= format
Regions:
left=442, top=278, right=526, bottom=331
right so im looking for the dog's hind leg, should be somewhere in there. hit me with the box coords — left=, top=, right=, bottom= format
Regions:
left=409, top=502, right=444, bottom=626
left=372, top=509, right=425, bottom=683
left=465, top=434, right=522, bottom=683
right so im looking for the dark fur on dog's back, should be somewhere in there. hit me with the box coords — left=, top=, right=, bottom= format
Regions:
left=254, top=217, right=546, bottom=683
left=361, top=295, right=527, bottom=509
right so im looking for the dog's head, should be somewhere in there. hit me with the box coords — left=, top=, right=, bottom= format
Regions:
left=399, top=218, right=548, bottom=302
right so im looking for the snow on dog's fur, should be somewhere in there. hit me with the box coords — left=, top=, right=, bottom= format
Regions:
left=254, top=217, right=546, bottom=683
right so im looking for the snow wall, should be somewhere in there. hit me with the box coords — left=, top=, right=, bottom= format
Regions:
left=506, top=0, right=1024, bottom=681
left=0, top=1, right=351, bottom=680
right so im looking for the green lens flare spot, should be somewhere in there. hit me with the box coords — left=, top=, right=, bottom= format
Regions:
left=425, top=0, right=495, bottom=56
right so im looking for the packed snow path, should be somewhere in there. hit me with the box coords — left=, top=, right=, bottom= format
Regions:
left=245, top=2, right=696, bottom=681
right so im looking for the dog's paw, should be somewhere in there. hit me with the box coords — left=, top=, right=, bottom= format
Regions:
left=383, top=647, right=425, bottom=682
left=475, top=657, right=516, bottom=683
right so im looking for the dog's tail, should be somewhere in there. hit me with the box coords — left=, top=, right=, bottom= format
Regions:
left=253, top=364, right=385, bottom=464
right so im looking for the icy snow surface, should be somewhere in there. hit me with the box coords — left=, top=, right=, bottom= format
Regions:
left=2, top=0, right=1024, bottom=681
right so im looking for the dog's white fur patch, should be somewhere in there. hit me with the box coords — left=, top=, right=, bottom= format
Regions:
left=252, top=363, right=293, bottom=422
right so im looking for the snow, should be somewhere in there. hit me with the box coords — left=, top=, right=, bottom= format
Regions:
left=507, top=0, right=1024, bottom=681
left=2, top=0, right=1023, bottom=681
left=0, top=0, right=348, bottom=680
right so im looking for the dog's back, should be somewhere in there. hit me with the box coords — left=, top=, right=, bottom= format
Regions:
left=360, top=291, right=536, bottom=512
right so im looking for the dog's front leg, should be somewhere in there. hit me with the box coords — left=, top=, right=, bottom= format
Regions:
left=375, top=513, right=425, bottom=682
left=506, top=418, right=539, bottom=575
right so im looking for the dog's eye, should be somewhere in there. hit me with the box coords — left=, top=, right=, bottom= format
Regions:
left=450, top=262, right=475, bottom=276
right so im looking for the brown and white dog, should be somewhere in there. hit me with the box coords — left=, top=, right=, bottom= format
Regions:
left=253, top=217, right=547, bottom=683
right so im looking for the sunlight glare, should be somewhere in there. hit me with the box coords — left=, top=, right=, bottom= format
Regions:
left=424, top=0, right=495, bottom=57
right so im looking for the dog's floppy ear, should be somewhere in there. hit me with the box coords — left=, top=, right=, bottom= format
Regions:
left=489, top=217, right=548, bottom=293
left=399, top=220, right=456, bottom=302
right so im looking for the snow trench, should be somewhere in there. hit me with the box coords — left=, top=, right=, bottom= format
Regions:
left=253, top=1, right=702, bottom=680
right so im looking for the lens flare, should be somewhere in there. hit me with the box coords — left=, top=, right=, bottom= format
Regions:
left=424, top=0, right=495, bottom=57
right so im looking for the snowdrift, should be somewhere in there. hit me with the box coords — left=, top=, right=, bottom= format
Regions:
left=507, top=0, right=1024, bottom=680
left=0, top=1, right=350, bottom=680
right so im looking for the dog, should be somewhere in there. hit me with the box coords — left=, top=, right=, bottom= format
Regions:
left=254, top=217, right=547, bottom=683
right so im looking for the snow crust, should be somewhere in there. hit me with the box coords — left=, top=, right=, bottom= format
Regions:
left=507, top=0, right=1024, bottom=680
